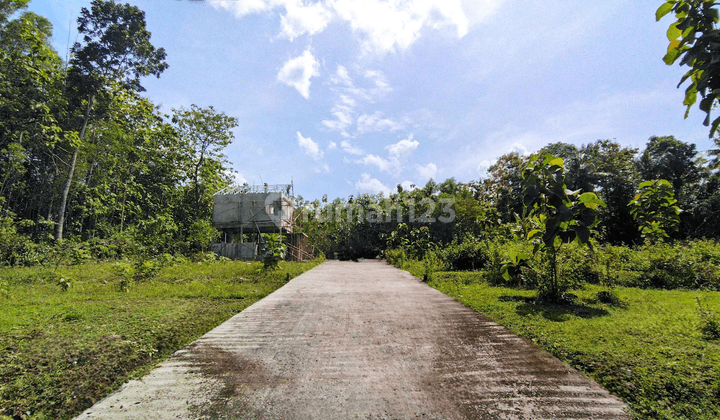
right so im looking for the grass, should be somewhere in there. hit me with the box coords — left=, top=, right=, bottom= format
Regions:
left=402, top=261, right=720, bottom=420
left=0, top=258, right=322, bottom=420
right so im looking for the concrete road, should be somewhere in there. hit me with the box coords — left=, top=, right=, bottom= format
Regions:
left=76, top=260, right=629, bottom=419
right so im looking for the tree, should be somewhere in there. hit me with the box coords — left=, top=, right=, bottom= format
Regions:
left=171, top=105, right=237, bottom=218
left=56, top=0, right=168, bottom=240
left=0, top=2, right=65, bottom=224
left=580, top=140, right=640, bottom=244
left=629, top=179, right=682, bottom=243
left=637, top=136, right=702, bottom=205
left=656, top=0, right=720, bottom=136
left=480, top=152, right=527, bottom=223
left=519, top=153, right=605, bottom=301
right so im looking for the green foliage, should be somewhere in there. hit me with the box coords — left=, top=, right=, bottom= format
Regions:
left=261, top=233, right=287, bottom=270
left=630, top=179, right=682, bottom=243
left=171, top=104, right=237, bottom=220
left=55, top=276, right=72, bottom=292
left=521, top=153, right=605, bottom=301
left=384, top=223, right=433, bottom=260
left=422, top=247, right=447, bottom=281
left=500, top=249, right=531, bottom=282
left=384, top=248, right=407, bottom=268
left=421, top=276, right=720, bottom=420
left=697, top=297, right=720, bottom=340
left=70, top=0, right=168, bottom=93
left=70, top=246, right=92, bottom=266
left=657, top=0, right=720, bottom=136
left=441, top=241, right=490, bottom=271
left=633, top=241, right=720, bottom=290
left=187, top=219, right=219, bottom=252
left=0, top=258, right=322, bottom=419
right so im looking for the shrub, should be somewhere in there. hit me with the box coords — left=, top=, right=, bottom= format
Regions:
left=634, top=242, right=720, bottom=290
left=70, top=245, right=92, bottom=266
left=261, top=233, right=286, bottom=270
left=558, top=243, right=601, bottom=285
left=442, top=241, right=490, bottom=271
left=423, top=248, right=448, bottom=281
left=134, top=258, right=162, bottom=281
left=697, top=298, right=720, bottom=340
left=384, top=248, right=407, bottom=268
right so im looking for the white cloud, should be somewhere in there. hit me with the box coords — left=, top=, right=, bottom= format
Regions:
left=416, top=162, right=438, bottom=180
left=208, top=0, right=274, bottom=18
left=296, top=131, right=323, bottom=160
left=322, top=94, right=355, bottom=135
left=315, top=163, right=330, bottom=173
left=400, top=180, right=415, bottom=191
left=341, top=140, right=364, bottom=155
left=508, top=142, right=528, bottom=155
left=363, top=69, right=393, bottom=97
left=331, top=0, right=471, bottom=55
left=210, top=0, right=490, bottom=56
left=327, top=141, right=337, bottom=150
left=356, top=154, right=390, bottom=172
left=476, top=159, right=494, bottom=178
left=331, top=65, right=353, bottom=87
left=355, top=173, right=391, bottom=196
left=323, top=66, right=396, bottom=137
left=386, top=135, right=419, bottom=158
left=226, top=169, right=248, bottom=185
left=278, top=1, right=333, bottom=40
left=277, top=49, right=320, bottom=99
left=356, top=112, right=403, bottom=134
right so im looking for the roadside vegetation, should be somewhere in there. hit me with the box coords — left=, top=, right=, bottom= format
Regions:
left=302, top=137, right=720, bottom=418
left=396, top=252, right=720, bottom=420
left=0, top=257, right=322, bottom=419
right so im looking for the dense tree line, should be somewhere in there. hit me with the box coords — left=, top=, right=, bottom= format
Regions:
left=0, top=0, right=237, bottom=261
left=301, top=136, right=720, bottom=259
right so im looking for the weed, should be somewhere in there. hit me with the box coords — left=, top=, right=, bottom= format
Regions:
left=384, top=248, right=407, bottom=268
left=697, top=297, right=720, bottom=340
left=56, top=276, right=72, bottom=292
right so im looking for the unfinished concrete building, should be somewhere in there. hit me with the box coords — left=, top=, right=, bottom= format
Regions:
left=210, top=182, right=313, bottom=261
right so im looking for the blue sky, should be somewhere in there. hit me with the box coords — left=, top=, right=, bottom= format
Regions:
left=29, top=0, right=715, bottom=200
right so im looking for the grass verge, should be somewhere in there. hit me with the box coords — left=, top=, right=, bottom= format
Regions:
left=0, top=258, right=322, bottom=420
left=402, top=261, right=720, bottom=420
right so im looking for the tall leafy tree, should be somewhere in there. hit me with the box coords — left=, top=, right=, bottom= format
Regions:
left=657, top=0, right=720, bottom=136
left=171, top=105, right=237, bottom=219
left=480, top=152, right=527, bottom=223
left=56, top=0, right=168, bottom=240
left=0, top=1, right=65, bottom=223
left=637, top=136, right=702, bottom=205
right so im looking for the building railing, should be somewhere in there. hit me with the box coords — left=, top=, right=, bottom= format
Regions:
left=215, top=183, right=294, bottom=196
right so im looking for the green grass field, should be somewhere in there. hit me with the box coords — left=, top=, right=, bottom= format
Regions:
left=0, top=258, right=322, bottom=420
left=401, top=262, right=720, bottom=419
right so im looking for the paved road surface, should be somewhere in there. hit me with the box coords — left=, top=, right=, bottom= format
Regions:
left=76, top=260, right=629, bottom=419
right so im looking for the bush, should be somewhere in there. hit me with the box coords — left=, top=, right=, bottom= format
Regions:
left=261, top=234, right=286, bottom=270
left=423, top=248, right=448, bottom=281
left=441, top=241, right=490, bottom=271
left=634, top=242, right=720, bottom=290
left=384, top=248, right=407, bottom=268
left=697, top=298, right=720, bottom=340
left=558, top=243, right=601, bottom=285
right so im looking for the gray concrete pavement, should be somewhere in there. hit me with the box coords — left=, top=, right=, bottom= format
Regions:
left=75, top=260, right=629, bottom=419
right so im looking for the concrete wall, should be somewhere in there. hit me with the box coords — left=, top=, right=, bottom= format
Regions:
left=213, top=192, right=294, bottom=233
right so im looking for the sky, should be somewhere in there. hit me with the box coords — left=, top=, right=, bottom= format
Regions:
left=27, top=0, right=717, bottom=201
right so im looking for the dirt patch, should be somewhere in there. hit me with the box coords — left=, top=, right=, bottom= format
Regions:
left=188, top=345, right=291, bottom=419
